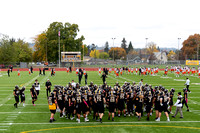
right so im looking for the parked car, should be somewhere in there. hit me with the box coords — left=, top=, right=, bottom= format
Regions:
left=36, top=62, right=41, bottom=65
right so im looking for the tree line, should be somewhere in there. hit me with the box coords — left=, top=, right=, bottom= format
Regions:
left=0, top=21, right=199, bottom=64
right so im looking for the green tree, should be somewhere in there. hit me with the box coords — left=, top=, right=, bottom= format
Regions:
left=121, top=38, right=127, bottom=53
left=0, top=35, right=15, bottom=63
left=0, top=35, right=32, bottom=63
left=104, top=41, right=109, bottom=53
left=90, top=50, right=100, bottom=58
left=41, top=22, right=85, bottom=62
left=99, top=52, right=109, bottom=59
left=13, top=39, right=32, bottom=62
left=127, top=41, right=133, bottom=53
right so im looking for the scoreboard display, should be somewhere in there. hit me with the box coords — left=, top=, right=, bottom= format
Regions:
left=61, top=52, right=81, bottom=62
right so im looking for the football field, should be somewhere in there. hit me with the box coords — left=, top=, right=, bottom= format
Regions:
left=0, top=70, right=200, bottom=133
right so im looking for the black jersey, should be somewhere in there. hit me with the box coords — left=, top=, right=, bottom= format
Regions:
left=159, top=95, right=164, bottom=105
left=57, top=92, right=64, bottom=102
left=183, top=91, right=188, bottom=99
left=13, top=89, right=20, bottom=97
left=82, top=90, right=88, bottom=102
left=48, top=96, right=56, bottom=105
left=163, top=94, right=169, bottom=104
left=76, top=94, right=84, bottom=104
left=64, top=90, right=71, bottom=102
left=30, top=88, right=37, bottom=96
left=118, top=89, right=126, bottom=100
left=34, top=82, right=40, bottom=88
left=108, top=91, right=117, bottom=103
left=95, top=90, right=104, bottom=103
left=127, top=90, right=134, bottom=101
left=88, top=89, right=93, bottom=97
left=20, top=89, right=25, bottom=98
left=145, top=95, right=152, bottom=106
left=170, top=91, right=174, bottom=101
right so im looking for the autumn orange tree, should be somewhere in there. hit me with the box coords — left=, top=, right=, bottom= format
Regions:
left=33, top=33, right=47, bottom=62
left=181, top=34, right=200, bottom=60
left=108, top=47, right=126, bottom=60
left=146, top=42, right=159, bottom=60
left=167, top=50, right=176, bottom=60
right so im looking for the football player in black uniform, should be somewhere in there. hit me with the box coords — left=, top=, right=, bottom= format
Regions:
left=169, top=88, right=175, bottom=114
left=154, top=89, right=160, bottom=120
left=117, top=88, right=126, bottom=117
left=19, top=87, right=26, bottom=107
left=94, top=88, right=106, bottom=123
left=45, top=79, right=52, bottom=98
left=156, top=92, right=170, bottom=121
left=135, top=91, right=144, bottom=120
left=107, top=88, right=117, bottom=121
left=57, top=90, right=65, bottom=118
left=64, top=88, right=71, bottom=119
left=82, top=88, right=90, bottom=121
left=30, top=84, right=37, bottom=106
left=126, top=87, right=134, bottom=116
left=13, top=85, right=20, bottom=108
left=75, top=91, right=89, bottom=123
left=182, top=88, right=189, bottom=111
left=145, top=91, right=153, bottom=121
left=48, top=92, right=57, bottom=123
left=69, top=89, right=76, bottom=120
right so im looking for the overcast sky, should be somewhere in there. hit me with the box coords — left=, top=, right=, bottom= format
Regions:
left=0, top=0, right=200, bottom=48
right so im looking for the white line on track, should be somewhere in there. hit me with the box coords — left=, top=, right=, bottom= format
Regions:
left=0, top=129, right=7, bottom=131
left=0, top=121, right=200, bottom=125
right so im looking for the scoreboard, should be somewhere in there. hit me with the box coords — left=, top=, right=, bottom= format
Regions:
left=61, top=52, right=81, bottom=62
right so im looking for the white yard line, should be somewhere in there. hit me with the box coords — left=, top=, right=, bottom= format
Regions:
left=107, top=75, right=124, bottom=83
left=0, top=129, right=7, bottom=131
left=0, top=74, right=49, bottom=131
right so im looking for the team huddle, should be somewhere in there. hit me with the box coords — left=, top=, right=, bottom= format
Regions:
left=46, top=80, right=190, bottom=123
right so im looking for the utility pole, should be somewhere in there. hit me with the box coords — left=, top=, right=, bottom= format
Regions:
left=178, top=38, right=181, bottom=60
left=112, top=38, right=116, bottom=61
left=58, top=28, right=60, bottom=68
left=46, top=37, right=48, bottom=62
left=197, top=39, right=199, bottom=60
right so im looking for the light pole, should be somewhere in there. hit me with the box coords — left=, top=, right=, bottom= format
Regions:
left=145, top=38, right=148, bottom=60
left=112, top=38, right=116, bottom=61
left=46, top=37, right=48, bottom=62
left=178, top=38, right=181, bottom=60
left=145, top=38, right=148, bottom=47
left=58, top=28, right=61, bottom=68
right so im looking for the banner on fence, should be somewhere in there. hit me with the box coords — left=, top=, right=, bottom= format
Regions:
left=185, top=60, right=199, bottom=65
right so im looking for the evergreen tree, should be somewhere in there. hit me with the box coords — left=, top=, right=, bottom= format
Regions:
left=121, top=38, right=127, bottom=53
left=127, top=41, right=133, bottom=53
left=104, top=41, right=109, bottom=53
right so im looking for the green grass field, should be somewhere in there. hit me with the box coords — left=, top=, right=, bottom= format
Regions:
left=0, top=70, right=200, bottom=133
